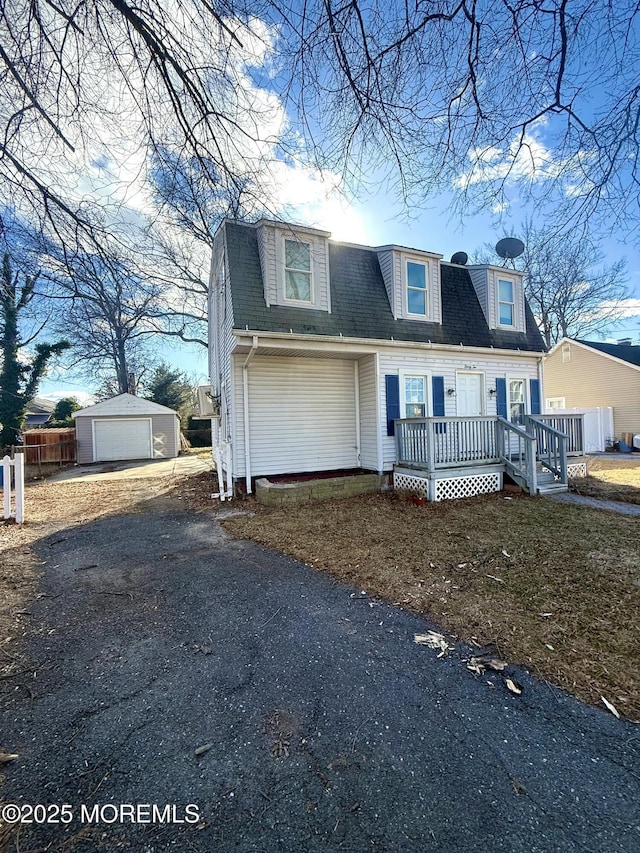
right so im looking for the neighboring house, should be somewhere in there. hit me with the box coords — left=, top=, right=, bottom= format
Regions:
left=208, top=219, right=581, bottom=500
left=545, top=338, right=640, bottom=441
left=72, top=393, right=180, bottom=464
left=24, top=396, right=55, bottom=428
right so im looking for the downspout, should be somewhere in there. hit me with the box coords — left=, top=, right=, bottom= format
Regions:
left=354, top=361, right=361, bottom=466
left=537, top=356, right=545, bottom=413
left=375, top=353, right=383, bottom=474
left=242, top=335, right=259, bottom=494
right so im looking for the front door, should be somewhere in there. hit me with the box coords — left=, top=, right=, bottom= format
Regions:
left=456, top=372, right=484, bottom=417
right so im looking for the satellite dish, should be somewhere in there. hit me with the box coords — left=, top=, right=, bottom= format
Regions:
left=450, top=251, right=468, bottom=265
left=495, top=237, right=525, bottom=260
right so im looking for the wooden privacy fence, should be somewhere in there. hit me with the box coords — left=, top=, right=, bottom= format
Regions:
left=22, top=428, right=77, bottom=467
left=2, top=454, right=24, bottom=524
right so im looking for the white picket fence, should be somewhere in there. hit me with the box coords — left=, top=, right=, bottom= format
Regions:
left=2, top=454, right=25, bottom=524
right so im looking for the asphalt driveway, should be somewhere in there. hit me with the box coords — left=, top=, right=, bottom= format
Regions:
left=1, top=500, right=639, bottom=852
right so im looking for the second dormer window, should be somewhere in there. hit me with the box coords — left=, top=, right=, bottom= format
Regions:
left=284, top=238, right=313, bottom=302
left=498, top=278, right=514, bottom=326
left=407, top=261, right=427, bottom=316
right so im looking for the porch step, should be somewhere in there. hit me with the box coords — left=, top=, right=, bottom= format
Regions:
left=537, top=482, right=568, bottom=495
left=536, top=470, right=567, bottom=495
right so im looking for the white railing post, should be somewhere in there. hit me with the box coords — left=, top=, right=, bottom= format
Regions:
left=426, top=420, right=436, bottom=474
left=14, top=453, right=24, bottom=524
left=2, top=454, right=25, bottom=523
left=2, top=455, right=11, bottom=520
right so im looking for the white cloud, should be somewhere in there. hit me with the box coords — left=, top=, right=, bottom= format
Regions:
left=599, top=298, right=640, bottom=318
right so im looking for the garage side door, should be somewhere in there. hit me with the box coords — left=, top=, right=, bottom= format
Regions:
left=248, top=357, right=357, bottom=476
left=93, top=419, right=152, bottom=462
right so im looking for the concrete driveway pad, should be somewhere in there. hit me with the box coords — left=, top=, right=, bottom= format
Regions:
left=1, top=504, right=639, bottom=852
left=49, top=454, right=212, bottom=483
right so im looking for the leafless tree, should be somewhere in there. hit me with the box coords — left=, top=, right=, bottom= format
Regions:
left=280, top=1, right=640, bottom=234
left=3, top=0, right=640, bottom=247
left=50, top=249, right=193, bottom=393
left=477, top=223, right=630, bottom=347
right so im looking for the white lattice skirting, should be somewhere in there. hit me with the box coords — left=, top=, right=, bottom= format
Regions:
left=393, top=472, right=428, bottom=497
left=393, top=471, right=502, bottom=502
left=567, top=462, right=588, bottom=478
left=434, top=473, right=501, bottom=502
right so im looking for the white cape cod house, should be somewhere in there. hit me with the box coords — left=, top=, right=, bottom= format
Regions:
left=208, top=219, right=583, bottom=500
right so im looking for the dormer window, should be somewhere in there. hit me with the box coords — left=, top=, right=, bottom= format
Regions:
left=498, top=278, right=515, bottom=326
left=407, top=261, right=428, bottom=316
left=284, top=238, right=313, bottom=303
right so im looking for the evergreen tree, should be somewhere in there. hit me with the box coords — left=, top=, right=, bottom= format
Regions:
left=0, top=254, right=69, bottom=446
left=144, top=363, right=194, bottom=424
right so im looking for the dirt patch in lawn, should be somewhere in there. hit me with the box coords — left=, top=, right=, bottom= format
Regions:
left=570, top=454, right=640, bottom=504
left=223, top=492, right=640, bottom=721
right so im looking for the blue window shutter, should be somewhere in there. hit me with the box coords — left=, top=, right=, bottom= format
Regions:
left=529, top=378, right=541, bottom=415
left=496, top=378, right=507, bottom=418
left=385, top=374, right=400, bottom=436
left=432, top=376, right=445, bottom=416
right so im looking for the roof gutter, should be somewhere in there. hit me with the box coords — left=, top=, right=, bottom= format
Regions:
left=242, top=335, right=259, bottom=494
left=232, top=329, right=545, bottom=359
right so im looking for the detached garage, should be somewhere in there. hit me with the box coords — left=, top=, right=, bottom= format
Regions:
left=73, top=393, right=180, bottom=464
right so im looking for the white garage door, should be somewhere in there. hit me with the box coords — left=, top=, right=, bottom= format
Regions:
left=93, top=419, right=152, bottom=462
left=247, top=356, right=358, bottom=476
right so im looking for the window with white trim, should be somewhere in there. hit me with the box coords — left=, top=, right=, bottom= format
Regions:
left=498, top=278, right=515, bottom=326
left=402, top=375, right=427, bottom=418
left=284, top=238, right=313, bottom=302
left=546, top=397, right=566, bottom=409
left=406, top=261, right=428, bottom=316
left=508, top=378, right=526, bottom=424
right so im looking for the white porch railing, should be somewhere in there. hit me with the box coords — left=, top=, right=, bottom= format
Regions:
left=2, top=453, right=25, bottom=524
left=495, top=417, right=538, bottom=493
left=396, top=415, right=577, bottom=494
left=395, top=416, right=499, bottom=473
left=526, top=414, right=584, bottom=456
left=524, top=417, right=568, bottom=482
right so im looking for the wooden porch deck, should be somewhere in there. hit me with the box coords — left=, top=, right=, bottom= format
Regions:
left=394, top=414, right=585, bottom=500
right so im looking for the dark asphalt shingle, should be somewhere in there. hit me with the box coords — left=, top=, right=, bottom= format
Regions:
left=225, top=221, right=545, bottom=352
left=575, top=339, right=640, bottom=367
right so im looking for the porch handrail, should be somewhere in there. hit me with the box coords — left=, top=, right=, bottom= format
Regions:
left=526, top=414, right=584, bottom=455
left=524, top=417, right=568, bottom=484
left=495, top=417, right=537, bottom=494
left=395, top=416, right=499, bottom=473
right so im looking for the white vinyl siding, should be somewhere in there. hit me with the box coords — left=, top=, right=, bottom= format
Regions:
left=93, top=419, right=152, bottom=462
left=379, top=349, right=540, bottom=470
left=234, top=356, right=358, bottom=477
left=358, top=354, right=378, bottom=470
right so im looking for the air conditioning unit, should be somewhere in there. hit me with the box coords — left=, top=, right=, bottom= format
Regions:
left=197, top=385, right=220, bottom=417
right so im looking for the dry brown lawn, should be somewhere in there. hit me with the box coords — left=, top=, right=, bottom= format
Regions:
left=223, top=491, right=640, bottom=721
left=570, top=454, right=640, bottom=504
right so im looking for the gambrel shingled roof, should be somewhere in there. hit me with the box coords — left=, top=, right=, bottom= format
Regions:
left=224, top=222, right=545, bottom=352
